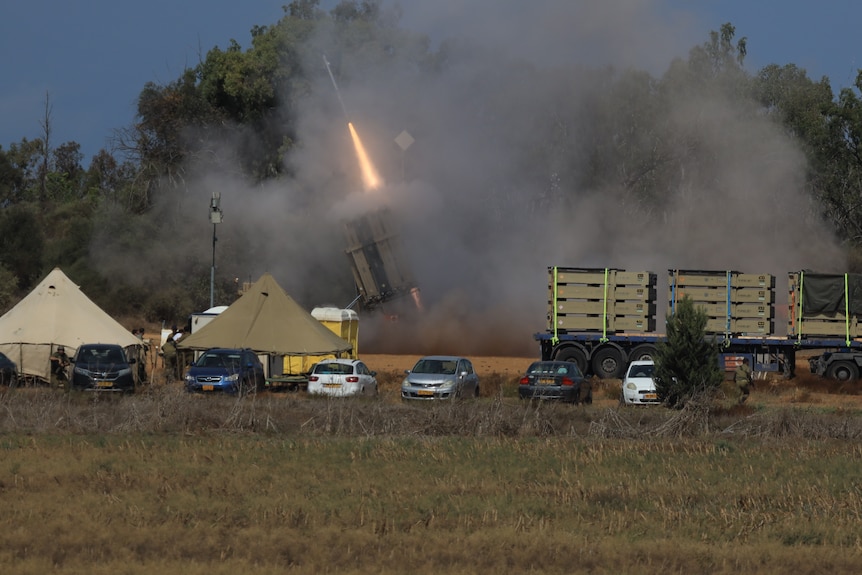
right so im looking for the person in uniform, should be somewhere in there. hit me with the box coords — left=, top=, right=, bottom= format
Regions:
left=162, top=335, right=177, bottom=383
left=49, top=345, right=70, bottom=388
left=734, top=357, right=753, bottom=404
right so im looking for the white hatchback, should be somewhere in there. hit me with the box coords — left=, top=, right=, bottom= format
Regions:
left=621, top=360, right=660, bottom=405
left=307, top=359, right=378, bottom=397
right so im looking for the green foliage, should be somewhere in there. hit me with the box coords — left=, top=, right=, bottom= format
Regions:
left=6, top=15, right=862, bottom=319
left=653, top=296, right=724, bottom=408
left=0, top=204, right=44, bottom=288
left=0, top=263, right=18, bottom=313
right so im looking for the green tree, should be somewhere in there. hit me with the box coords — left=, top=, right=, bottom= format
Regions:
left=0, top=147, right=23, bottom=205
left=0, top=263, right=18, bottom=313
left=653, top=296, right=724, bottom=408
left=0, top=204, right=45, bottom=288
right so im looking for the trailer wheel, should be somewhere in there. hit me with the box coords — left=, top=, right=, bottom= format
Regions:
left=555, top=347, right=587, bottom=375
left=628, top=344, right=657, bottom=363
left=591, top=347, right=624, bottom=379
left=825, top=361, right=860, bottom=382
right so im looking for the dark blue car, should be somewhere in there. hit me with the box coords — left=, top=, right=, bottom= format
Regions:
left=518, top=360, right=592, bottom=404
left=184, top=348, right=265, bottom=395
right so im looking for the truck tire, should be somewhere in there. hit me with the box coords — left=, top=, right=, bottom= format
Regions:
left=825, top=361, right=859, bottom=382
left=591, top=347, right=624, bottom=379
left=555, top=347, right=588, bottom=375
left=628, top=344, right=657, bottom=363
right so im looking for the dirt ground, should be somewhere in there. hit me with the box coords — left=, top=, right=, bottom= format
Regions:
left=137, top=322, right=862, bottom=410
left=363, top=353, right=862, bottom=410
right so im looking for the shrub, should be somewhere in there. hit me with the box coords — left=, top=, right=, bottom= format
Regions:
left=654, top=296, right=724, bottom=408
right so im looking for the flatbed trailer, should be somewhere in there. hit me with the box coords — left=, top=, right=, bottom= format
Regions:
left=537, top=267, right=862, bottom=381
left=534, top=331, right=862, bottom=380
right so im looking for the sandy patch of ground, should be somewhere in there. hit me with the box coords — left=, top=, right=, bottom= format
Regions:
left=363, top=353, right=862, bottom=410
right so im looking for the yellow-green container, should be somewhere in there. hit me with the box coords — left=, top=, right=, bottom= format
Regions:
left=282, top=307, right=359, bottom=375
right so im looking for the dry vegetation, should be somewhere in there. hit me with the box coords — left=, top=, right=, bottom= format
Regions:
left=2, top=354, right=862, bottom=573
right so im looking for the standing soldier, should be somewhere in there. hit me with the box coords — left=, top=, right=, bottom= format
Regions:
left=133, top=328, right=150, bottom=384
left=174, top=327, right=192, bottom=381
left=49, top=345, right=70, bottom=388
left=734, top=357, right=753, bottom=404
left=162, top=335, right=177, bottom=383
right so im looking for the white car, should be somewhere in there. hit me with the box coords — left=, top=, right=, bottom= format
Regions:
left=307, top=359, right=378, bottom=397
left=621, top=360, right=660, bottom=405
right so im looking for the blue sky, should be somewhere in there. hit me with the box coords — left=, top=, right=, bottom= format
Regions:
left=2, top=0, right=860, bottom=162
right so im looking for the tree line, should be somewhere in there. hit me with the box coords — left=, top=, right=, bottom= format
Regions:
left=1, top=1, right=861, bottom=322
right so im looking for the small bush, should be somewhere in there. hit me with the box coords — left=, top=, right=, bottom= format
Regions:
left=654, top=296, right=723, bottom=408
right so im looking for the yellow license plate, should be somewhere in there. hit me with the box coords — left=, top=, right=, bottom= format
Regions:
left=538, top=377, right=555, bottom=385
left=417, top=389, right=434, bottom=396
left=645, top=393, right=657, bottom=400
left=323, top=383, right=341, bottom=388
left=203, top=385, right=214, bottom=391
left=96, top=381, right=113, bottom=388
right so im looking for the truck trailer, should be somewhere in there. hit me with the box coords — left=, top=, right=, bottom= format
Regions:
left=536, top=267, right=862, bottom=382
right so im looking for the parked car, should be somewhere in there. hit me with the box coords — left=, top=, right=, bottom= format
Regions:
left=401, top=355, right=480, bottom=400
left=621, top=360, right=660, bottom=405
left=518, top=360, right=592, bottom=404
left=184, top=348, right=265, bottom=395
left=70, top=343, right=136, bottom=392
left=307, top=359, right=378, bottom=397
left=0, top=351, right=17, bottom=386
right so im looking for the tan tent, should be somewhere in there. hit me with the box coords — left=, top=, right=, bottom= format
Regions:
left=0, top=268, right=142, bottom=381
left=177, top=273, right=353, bottom=356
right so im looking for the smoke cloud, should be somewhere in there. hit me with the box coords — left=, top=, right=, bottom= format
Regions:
left=107, top=0, right=845, bottom=355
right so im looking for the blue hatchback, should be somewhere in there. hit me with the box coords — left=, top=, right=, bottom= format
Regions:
left=184, top=348, right=265, bottom=395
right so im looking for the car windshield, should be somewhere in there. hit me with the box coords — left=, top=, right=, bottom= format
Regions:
left=82, top=347, right=125, bottom=363
left=527, top=362, right=580, bottom=377
left=314, top=362, right=354, bottom=375
left=413, top=359, right=457, bottom=375
left=198, top=353, right=242, bottom=368
left=629, top=364, right=655, bottom=378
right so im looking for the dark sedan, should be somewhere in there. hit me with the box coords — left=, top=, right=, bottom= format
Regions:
left=518, top=360, right=592, bottom=404
left=0, top=351, right=17, bottom=386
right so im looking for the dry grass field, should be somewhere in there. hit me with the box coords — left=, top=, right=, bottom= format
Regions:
left=2, top=351, right=862, bottom=573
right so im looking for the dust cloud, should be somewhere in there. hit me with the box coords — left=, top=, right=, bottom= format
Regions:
left=107, top=0, right=846, bottom=355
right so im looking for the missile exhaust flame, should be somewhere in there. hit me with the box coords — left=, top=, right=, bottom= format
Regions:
left=322, top=54, right=383, bottom=191
left=349, top=122, right=383, bottom=191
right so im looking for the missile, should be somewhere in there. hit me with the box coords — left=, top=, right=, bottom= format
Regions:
left=323, top=54, right=350, bottom=121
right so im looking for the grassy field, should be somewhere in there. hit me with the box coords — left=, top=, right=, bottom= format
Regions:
left=2, top=374, right=862, bottom=574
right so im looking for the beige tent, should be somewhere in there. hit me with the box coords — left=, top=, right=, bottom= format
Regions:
left=0, top=268, right=142, bottom=381
left=177, top=273, right=353, bottom=356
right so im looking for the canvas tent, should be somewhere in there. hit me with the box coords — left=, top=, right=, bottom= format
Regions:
left=178, top=273, right=353, bottom=357
left=0, top=268, right=142, bottom=381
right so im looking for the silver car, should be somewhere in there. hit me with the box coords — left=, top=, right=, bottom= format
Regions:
left=401, top=355, right=480, bottom=400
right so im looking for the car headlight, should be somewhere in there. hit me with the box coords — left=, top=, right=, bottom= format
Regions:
left=625, top=382, right=637, bottom=390
left=118, top=367, right=132, bottom=377
left=226, top=373, right=239, bottom=382
left=401, top=378, right=410, bottom=388
left=185, top=374, right=194, bottom=384
left=439, top=380, right=454, bottom=389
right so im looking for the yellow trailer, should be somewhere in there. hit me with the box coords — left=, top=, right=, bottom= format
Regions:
left=270, top=307, right=359, bottom=390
